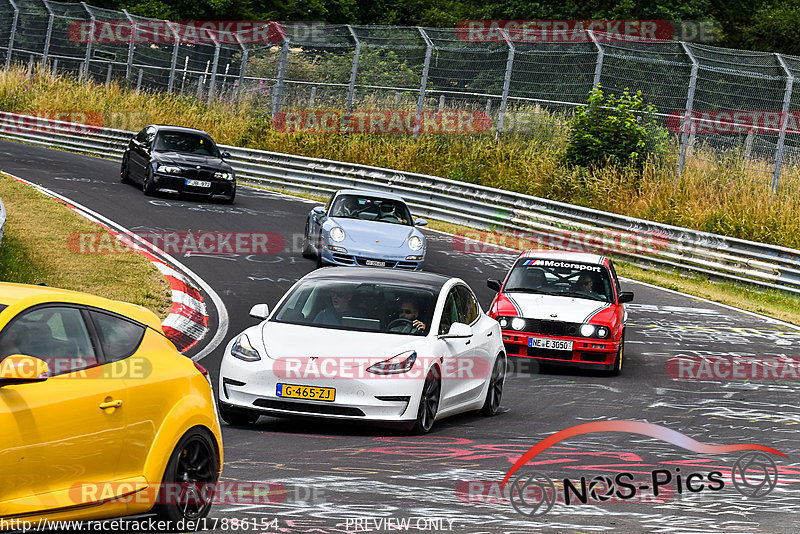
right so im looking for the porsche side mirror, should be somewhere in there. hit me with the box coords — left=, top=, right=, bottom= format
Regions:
left=487, top=279, right=501, bottom=292
left=312, top=206, right=326, bottom=215
left=414, top=219, right=428, bottom=227
left=0, top=355, right=50, bottom=386
left=618, top=291, right=634, bottom=303
left=249, top=304, right=270, bottom=320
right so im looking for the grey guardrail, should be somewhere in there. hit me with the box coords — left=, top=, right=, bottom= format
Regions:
left=2, top=110, right=800, bottom=295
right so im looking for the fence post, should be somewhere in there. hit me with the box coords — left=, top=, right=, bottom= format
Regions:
left=80, top=2, right=94, bottom=82
left=677, top=42, right=699, bottom=181
left=166, top=22, right=180, bottom=93
left=414, top=27, right=433, bottom=138
left=233, top=32, right=248, bottom=103
left=346, top=25, right=361, bottom=112
left=5, top=0, right=18, bottom=69
left=497, top=27, right=515, bottom=136
left=206, top=30, right=221, bottom=101
left=587, top=30, right=604, bottom=89
left=42, top=1, right=54, bottom=66
left=271, top=40, right=289, bottom=116
left=121, top=9, right=135, bottom=81
left=773, top=53, right=794, bottom=195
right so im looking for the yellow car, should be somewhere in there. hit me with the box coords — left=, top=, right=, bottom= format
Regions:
left=0, top=283, right=222, bottom=527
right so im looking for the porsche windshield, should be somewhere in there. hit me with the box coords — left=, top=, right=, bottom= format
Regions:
left=272, top=280, right=436, bottom=335
left=153, top=132, right=220, bottom=157
left=504, top=259, right=613, bottom=302
left=329, top=195, right=413, bottom=226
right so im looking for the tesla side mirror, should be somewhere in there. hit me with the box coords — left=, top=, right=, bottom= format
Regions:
left=221, top=151, right=231, bottom=159
left=0, top=355, right=50, bottom=386
left=414, top=219, right=428, bottom=227
left=249, top=304, right=270, bottom=320
left=618, top=291, right=634, bottom=303
left=439, top=322, right=473, bottom=339
left=312, top=206, right=326, bottom=215
left=487, top=279, right=501, bottom=292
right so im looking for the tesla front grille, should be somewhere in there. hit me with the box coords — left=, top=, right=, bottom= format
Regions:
left=253, top=398, right=365, bottom=416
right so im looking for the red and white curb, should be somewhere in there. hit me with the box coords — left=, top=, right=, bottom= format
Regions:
left=3, top=172, right=226, bottom=357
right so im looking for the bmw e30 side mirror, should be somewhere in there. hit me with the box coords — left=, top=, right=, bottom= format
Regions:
left=487, top=279, right=501, bottom=292
left=618, top=291, right=634, bottom=303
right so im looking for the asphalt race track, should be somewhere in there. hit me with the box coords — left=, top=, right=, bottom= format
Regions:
left=2, top=138, right=800, bottom=533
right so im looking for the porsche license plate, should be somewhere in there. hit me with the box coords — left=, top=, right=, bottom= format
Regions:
left=364, top=260, right=386, bottom=267
left=186, top=179, right=211, bottom=188
left=276, top=384, right=335, bottom=402
left=528, top=337, right=573, bottom=351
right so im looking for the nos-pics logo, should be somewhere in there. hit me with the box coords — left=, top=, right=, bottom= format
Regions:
left=501, top=421, right=783, bottom=517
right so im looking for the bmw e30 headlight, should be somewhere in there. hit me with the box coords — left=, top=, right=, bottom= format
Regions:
left=408, top=236, right=423, bottom=251
left=580, top=324, right=596, bottom=337
left=329, top=227, right=346, bottom=242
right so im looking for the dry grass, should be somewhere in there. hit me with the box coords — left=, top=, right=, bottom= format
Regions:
left=3, top=66, right=800, bottom=250
left=0, top=173, right=171, bottom=318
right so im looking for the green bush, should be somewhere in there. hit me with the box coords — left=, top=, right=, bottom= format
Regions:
left=565, top=86, right=665, bottom=170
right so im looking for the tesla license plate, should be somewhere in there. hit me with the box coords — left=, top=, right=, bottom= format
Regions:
left=276, top=384, right=336, bottom=402
left=528, top=337, right=573, bottom=351
left=186, top=179, right=211, bottom=188
left=364, top=260, right=386, bottom=267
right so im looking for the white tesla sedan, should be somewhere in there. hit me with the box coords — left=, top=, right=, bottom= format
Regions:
left=218, top=267, right=506, bottom=433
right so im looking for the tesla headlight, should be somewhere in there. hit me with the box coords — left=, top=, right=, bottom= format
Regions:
left=329, top=227, right=346, bottom=242
left=157, top=165, right=182, bottom=175
left=367, top=351, right=417, bottom=375
left=408, top=236, right=423, bottom=251
left=580, top=324, right=596, bottom=337
left=214, top=171, right=233, bottom=181
left=511, top=318, right=526, bottom=330
left=230, top=333, right=261, bottom=362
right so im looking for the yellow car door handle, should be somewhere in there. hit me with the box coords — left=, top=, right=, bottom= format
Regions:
left=99, top=400, right=123, bottom=409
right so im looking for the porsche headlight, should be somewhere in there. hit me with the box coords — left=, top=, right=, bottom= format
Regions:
left=408, top=236, right=423, bottom=251
left=580, top=324, right=596, bottom=337
left=214, top=171, right=233, bottom=181
left=367, top=351, right=417, bottom=375
left=230, top=333, right=260, bottom=362
left=157, top=165, right=182, bottom=175
left=329, top=227, right=346, bottom=242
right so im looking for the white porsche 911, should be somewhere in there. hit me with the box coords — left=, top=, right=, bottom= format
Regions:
left=218, top=267, right=506, bottom=433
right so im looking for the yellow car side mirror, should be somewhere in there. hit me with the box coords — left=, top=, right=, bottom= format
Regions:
left=0, top=354, right=50, bottom=386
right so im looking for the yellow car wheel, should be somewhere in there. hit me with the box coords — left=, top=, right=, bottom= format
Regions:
left=153, top=427, right=219, bottom=528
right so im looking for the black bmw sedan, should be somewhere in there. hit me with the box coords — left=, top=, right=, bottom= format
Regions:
left=121, top=125, right=236, bottom=203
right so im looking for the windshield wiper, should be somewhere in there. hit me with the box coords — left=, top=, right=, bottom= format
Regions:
left=504, top=287, right=548, bottom=294
left=556, top=290, right=607, bottom=301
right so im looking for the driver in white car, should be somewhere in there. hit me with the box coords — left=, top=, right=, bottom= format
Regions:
left=397, top=299, right=426, bottom=333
